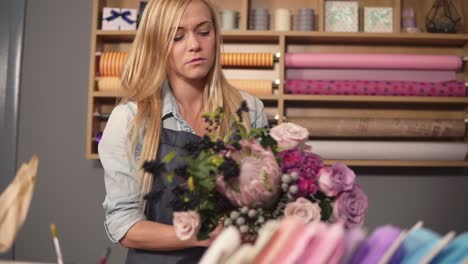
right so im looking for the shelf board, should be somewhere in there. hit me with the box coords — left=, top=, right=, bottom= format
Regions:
left=324, top=159, right=468, bottom=167
left=96, top=30, right=136, bottom=41
left=283, top=94, right=468, bottom=104
left=85, top=151, right=468, bottom=167
left=93, top=91, right=123, bottom=97
left=285, top=32, right=468, bottom=46
left=221, top=30, right=280, bottom=43
left=87, top=153, right=99, bottom=160
left=257, top=95, right=278, bottom=101
left=96, top=30, right=468, bottom=46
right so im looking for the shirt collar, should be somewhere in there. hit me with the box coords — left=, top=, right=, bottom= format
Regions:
left=162, top=80, right=182, bottom=119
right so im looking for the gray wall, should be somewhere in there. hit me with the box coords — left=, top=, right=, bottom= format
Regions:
left=11, top=0, right=468, bottom=263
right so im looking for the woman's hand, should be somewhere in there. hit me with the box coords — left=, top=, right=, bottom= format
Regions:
left=192, top=224, right=224, bottom=247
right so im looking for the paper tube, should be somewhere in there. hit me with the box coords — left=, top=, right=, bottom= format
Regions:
left=306, top=141, right=468, bottom=161
left=285, top=53, right=462, bottom=70
left=0, top=156, right=38, bottom=252
left=285, top=69, right=457, bottom=82
left=287, top=117, right=465, bottom=138
left=228, top=79, right=273, bottom=96
left=285, top=80, right=466, bottom=97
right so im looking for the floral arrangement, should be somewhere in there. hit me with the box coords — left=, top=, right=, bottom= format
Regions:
left=143, top=102, right=368, bottom=241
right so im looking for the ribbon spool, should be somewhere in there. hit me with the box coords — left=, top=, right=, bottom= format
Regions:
left=221, top=53, right=275, bottom=67
left=99, top=52, right=128, bottom=77
left=275, top=8, right=291, bottom=31
left=222, top=9, right=239, bottom=30
left=250, top=8, right=269, bottom=30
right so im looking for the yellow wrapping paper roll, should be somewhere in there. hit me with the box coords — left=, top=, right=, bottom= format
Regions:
left=98, top=77, right=123, bottom=91
left=99, top=52, right=128, bottom=77
left=221, top=53, right=274, bottom=67
left=228, top=79, right=273, bottom=96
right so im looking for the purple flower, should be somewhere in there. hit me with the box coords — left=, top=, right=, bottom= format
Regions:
left=300, top=152, right=323, bottom=179
left=297, top=177, right=318, bottom=197
left=318, top=163, right=356, bottom=197
left=277, top=148, right=304, bottom=171
left=333, top=185, right=368, bottom=228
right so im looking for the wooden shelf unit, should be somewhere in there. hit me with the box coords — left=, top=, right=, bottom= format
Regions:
left=87, top=0, right=468, bottom=166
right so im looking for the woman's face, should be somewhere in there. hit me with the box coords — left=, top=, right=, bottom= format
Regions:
left=167, top=0, right=216, bottom=83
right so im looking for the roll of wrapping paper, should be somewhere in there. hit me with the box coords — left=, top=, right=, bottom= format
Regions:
left=99, top=52, right=128, bottom=77
left=285, top=69, right=457, bottom=82
left=284, top=80, right=466, bottom=97
left=306, top=141, right=468, bottom=161
left=285, top=53, right=462, bottom=70
left=97, top=77, right=123, bottom=91
left=287, top=117, right=466, bottom=138
left=227, top=79, right=273, bottom=96
left=221, top=53, right=274, bottom=67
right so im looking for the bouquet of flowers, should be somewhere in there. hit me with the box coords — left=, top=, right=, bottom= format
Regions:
left=143, top=102, right=368, bottom=241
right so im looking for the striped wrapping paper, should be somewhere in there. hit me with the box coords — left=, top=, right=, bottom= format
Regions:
left=227, top=79, right=273, bottom=96
left=286, top=117, right=465, bottom=138
left=285, top=80, right=466, bottom=97
left=306, top=141, right=468, bottom=161
left=221, top=53, right=274, bottom=67
left=99, top=52, right=128, bottom=77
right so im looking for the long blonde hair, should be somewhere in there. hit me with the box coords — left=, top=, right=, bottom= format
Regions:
left=121, top=0, right=248, bottom=198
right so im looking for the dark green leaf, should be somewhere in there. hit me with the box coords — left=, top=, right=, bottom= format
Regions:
left=320, top=200, right=333, bottom=221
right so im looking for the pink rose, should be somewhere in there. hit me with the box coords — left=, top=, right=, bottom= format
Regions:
left=173, top=211, right=201, bottom=240
left=318, top=163, right=356, bottom=197
left=270, top=123, right=309, bottom=150
left=284, top=197, right=321, bottom=224
left=333, top=185, right=368, bottom=228
left=216, top=140, right=280, bottom=208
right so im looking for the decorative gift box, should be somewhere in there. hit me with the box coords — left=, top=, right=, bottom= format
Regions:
left=325, top=1, right=358, bottom=32
left=364, top=7, right=393, bottom=33
left=101, top=7, right=137, bottom=30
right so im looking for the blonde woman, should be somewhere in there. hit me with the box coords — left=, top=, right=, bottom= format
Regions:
left=98, top=0, right=268, bottom=262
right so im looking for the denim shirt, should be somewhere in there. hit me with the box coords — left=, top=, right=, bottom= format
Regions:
left=98, top=82, right=268, bottom=243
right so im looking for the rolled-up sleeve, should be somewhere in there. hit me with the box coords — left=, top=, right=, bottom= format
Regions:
left=98, top=103, right=146, bottom=243
left=240, top=91, right=268, bottom=128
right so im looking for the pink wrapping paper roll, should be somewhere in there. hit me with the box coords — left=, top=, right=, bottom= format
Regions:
left=285, top=69, right=457, bottom=82
left=284, top=80, right=466, bottom=97
left=285, top=53, right=462, bottom=70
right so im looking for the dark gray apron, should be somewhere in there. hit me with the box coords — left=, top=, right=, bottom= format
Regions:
left=126, top=127, right=206, bottom=264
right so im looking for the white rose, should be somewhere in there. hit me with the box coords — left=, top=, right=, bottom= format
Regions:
left=270, top=123, right=309, bottom=150
left=284, top=197, right=321, bottom=224
left=173, top=211, right=201, bottom=240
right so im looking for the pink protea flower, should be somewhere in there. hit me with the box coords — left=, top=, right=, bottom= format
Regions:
left=216, top=139, right=280, bottom=208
